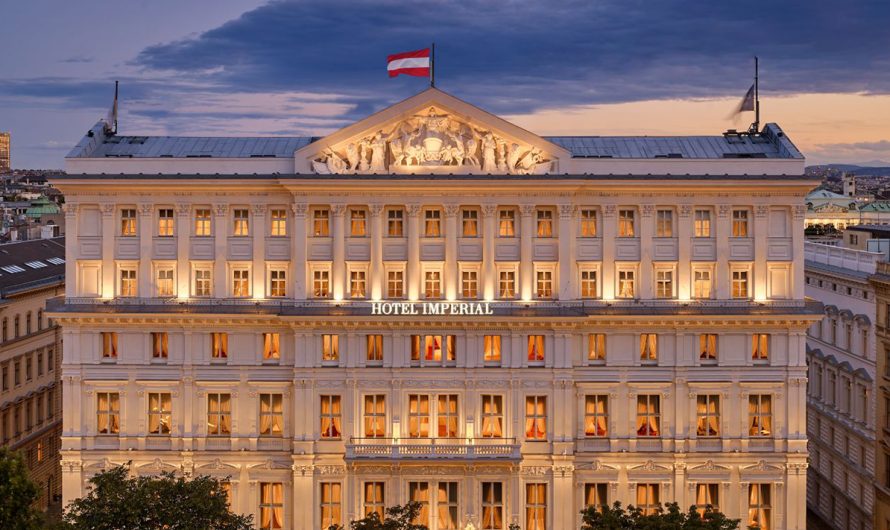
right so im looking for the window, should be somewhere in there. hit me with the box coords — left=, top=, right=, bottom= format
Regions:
left=322, top=334, right=339, bottom=362
left=752, top=334, right=770, bottom=362
left=313, top=209, right=330, bottom=237
left=207, top=393, right=231, bottom=436
left=498, top=209, right=515, bottom=237
left=424, top=209, right=441, bottom=237
left=696, top=395, right=720, bottom=437
left=97, top=392, right=120, bottom=435
left=618, top=209, right=635, bottom=237
left=482, top=482, right=504, bottom=530
left=320, top=395, right=342, bottom=438
left=438, top=482, right=459, bottom=530
left=536, top=270, right=553, bottom=299
left=194, top=269, right=211, bottom=297
left=588, top=334, right=606, bottom=362
left=157, top=268, right=174, bottom=297
left=1, top=364, right=6, bottom=391
left=640, top=334, right=657, bottom=362
left=481, top=395, right=503, bottom=438
left=259, top=482, right=284, bottom=530
left=211, top=333, right=228, bottom=359
left=270, top=209, right=287, bottom=237
left=232, top=269, right=250, bottom=297
left=732, top=209, right=749, bottom=237
left=1, top=318, right=6, bottom=342
left=584, top=395, right=608, bottom=437
left=152, top=332, right=169, bottom=359
left=120, top=209, right=136, bottom=236
left=408, top=395, right=431, bottom=437
left=313, top=269, right=330, bottom=298
left=636, top=395, right=660, bottom=436
left=536, top=209, right=553, bottom=237
left=147, top=393, right=172, bottom=435
left=366, top=335, right=383, bottom=363
left=437, top=394, right=459, bottom=437
left=525, top=396, right=547, bottom=439
left=584, top=483, right=608, bottom=511
left=462, top=209, right=478, bottom=237
left=13, top=316, right=18, bottom=338
left=732, top=270, right=749, bottom=299
left=580, top=209, right=597, bottom=237
left=409, top=482, right=431, bottom=526
left=233, top=208, right=249, bottom=236
left=119, top=269, right=136, bottom=297
left=527, top=335, right=545, bottom=363
left=655, top=269, right=673, bottom=298
left=351, top=209, right=367, bottom=236
left=694, top=210, right=711, bottom=237
left=350, top=270, right=367, bottom=298
left=526, top=483, right=547, bottom=530
left=462, top=270, right=479, bottom=298
left=499, top=270, right=516, bottom=299
left=259, top=393, right=283, bottom=436
left=656, top=209, right=673, bottom=237
left=636, top=484, right=660, bottom=516
left=699, top=334, right=717, bottom=361
left=747, top=484, right=771, bottom=530
left=749, top=395, right=772, bottom=437
left=387, top=209, right=403, bottom=237
left=14, top=362, right=20, bottom=386
left=424, top=270, right=442, bottom=298
left=363, top=395, right=386, bottom=437
left=580, top=269, right=598, bottom=298
left=269, top=269, right=286, bottom=297
left=618, top=269, right=635, bottom=298
left=37, top=353, right=43, bottom=376
left=483, top=335, right=501, bottom=363
left=693, top=270, right=712, bottom=299
left=410, top=335, right=456, bottom=364
left=194, top=209, right=211, bottom=236
left=25, top=313, right=31, bottom=335
left=157, top=208, right=174, bottom=237
left=387, top=270, right=404, bottom=298
left=263, top=333, right=280, bottom=360
left=101, top=332, right=117, bottom=358
left=364, top=482, right=385, bottom=519
left=695, top=484, right=720, bottom=514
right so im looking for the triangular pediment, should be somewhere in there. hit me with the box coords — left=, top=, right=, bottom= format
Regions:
left=295, top=88, right=570, bottom=175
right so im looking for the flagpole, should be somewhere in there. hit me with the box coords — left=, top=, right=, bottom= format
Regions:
left=113, top=80, right=119, bottom=135
left=430, top=43, right=435, bottom=88
left=754, top=56, right=759, bottom=133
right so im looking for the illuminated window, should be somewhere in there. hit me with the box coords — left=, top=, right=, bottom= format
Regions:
left=579, top=209, right=597, bottom=237
left=151, top=332, right=168, bottom=359
left=320, top=395, right=342, bottom=438
left=119, top=269, right=136, bottom=297
left=580, top=269, right=598, bottom=298
left=211, top=332, right=228, bottom=359
left=233, top=208, right=249, bottom=236
left=320, top=482, right=341, bottom=530
left=525, top=396, right=547, bottom=439
left=408, top=395, right=430, bottom=437
left=636, top=484, right=660, bottom=515
left=410, top=335, right=456, bottom=364
left=640, top=333, right=657, bottom=362
left=424, top=271, right=442, bottom=299
left=101, top=332, right=117, bottom=358
left=364, top=482, right=385, bottom=519
left=263, top=333, right=280, bottom=360
left=207, top=393, right=231, bottom=436
left=313, top=209, right=330, bottom=237
left=156, top=268, right=174, bottom=297
left=747, top=484, right=771, bottom=530
left=363, top=395, right=385, bottom=438
left=483, top=335, right=501, bottom=363
left=387, top=270, right=404, bottom=298
left=259, top=393, right=283, bottom=436
left=313, top=269, right=330, bottom=298
left=695, top=484, right=719, bottom=515
left=732, top=270, right=749, bottom=299
left=481, top=395, right=503, bottom=438
left=366, top=335, right=383, bottom=363
left=656, top=209, right=673, bottom=237
left=584, top=395, right=608, bottom=437
left=536, top=209, right=553, bottom=237
left=498, top=209, right=515, bottom=237
left=696, top=394, right=720, bottom=437
left=147, top=392, right=172, bottom=435
left=350, top=270, right=367, bottom=298
left=462, top=209, right=478, bottom=237
left=693, top=270, right=712, bottom=299
left=536, top=270, right=553, bottom=299
left=437, top=482, right=459, bottom=530
left=618, top=209, right=635, bottom=237
left=498, top=270, right=516, bottom=299
left=461, top=270, right=478, bottom=299
left=259, top=482, right=284, bottom=530
left=749, top=395, right=772, bottom=437
left=409, top=482, right=431, bottom=526
left=322, top=334, right=339, bottom=362
left=269, top=269, right=286, bottom=297
left=588, top=334, right=606, bottom=362
left=481, top=482, right=504, bottom=530
left=732, top=209, right=749, bottom=237
left=194, top=209, right=211, bottom=236
left=699, top=334, right=717, bottom=361
left=387, top=209, right=403, bottom=237
left=194, top=269, right=211, bottom=297
left=157, top=208, right=174, bottom=237
left=655, top=269, right=673, bottom=298
left=584, top=483, right=608, bottom=511
left=270, top=209, right=287, bottom=237
left=232, top=269, right=249, bottom=297
left=120, top=209, right=136, bottom=236
left=526, top=484, right=547, bottom=530
left=617, top=269, right=635, bottom=299
left=424, top=209, right=441, bottom=237
left=752, top=334, right=770, bottom=362
left=636, top=395, right=660, bottom=437
left=96, top=392, right=120, bottom=435
left=437, top=394, right=459, bottom=437
left=350, top=209, right=367, bottom=236
left=694, top=210, right=711, bottom=237
left=527, top=335, right=545, bottom=363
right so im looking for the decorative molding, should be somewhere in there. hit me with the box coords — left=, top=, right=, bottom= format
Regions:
left=641, top=204, right=654, bottom=217
left=214, top=204, right=228, bottom=217
left=443, top=204, right=460, bottom=218
left=291, top=202, right=308, bottom=216
left=717, top=204, right=730, bottom=218
left=679, top=205, right=692, bottom=217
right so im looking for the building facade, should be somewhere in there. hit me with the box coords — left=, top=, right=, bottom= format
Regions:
left=869, top=262, right=890, bottom=530
left=0, top=132, right=10, bottom=174
left=51, top=89, right=819, bottom=530
left=0, top=237, right=66, bottom=513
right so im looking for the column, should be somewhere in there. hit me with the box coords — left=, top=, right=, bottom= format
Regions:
left=602, top=205, right=616, bottom=299
left=252, top=204, right=267, bottom=299
left=754, top=204, right=768, bottom=300
left=553, top=465, right=575, bottom=530
left=715, top=204, right=730, bottom=299
left=138, top=203, right=153, bottom=297
left=213, top=204, right=228, bottom=297
left=558, top=204, right=576, bottom=300
left=519, top=204, right=534, bottom=301
left=481, top=204, right=497, bottom=300
left=331, top=204, right=346, bottom=301
left=291, top=201, right=308, bottom=299
left=791, top=205, right=806, bottom=299
left=369, top=204, right=384, bottom=300
left=406, top=204, right=421, bottom=300
left=63, top=203, right=78, bottom=298
left=678, top=205, right=692, bottom=300
left=100, top=203, right=115, bottom=298
left=639, top=204, right=654, bottom=299
left=444, top=204, right=459, bottom=300
left=176, top=203, right=190, bottom=298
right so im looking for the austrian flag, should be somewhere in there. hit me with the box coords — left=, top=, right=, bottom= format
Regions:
left=387, top=48, right=431, bottom=78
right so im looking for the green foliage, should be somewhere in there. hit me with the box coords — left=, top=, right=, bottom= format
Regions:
left=61, top=465, right=253, bottom=530
left=331, top=502, right=428, bottom=530
left=0, top=447, right=44, bottom=530
left=580, top=501, right=740, bottom=530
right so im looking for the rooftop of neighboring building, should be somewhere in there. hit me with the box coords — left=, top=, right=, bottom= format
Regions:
left=0, top=237, right=65, bottom=298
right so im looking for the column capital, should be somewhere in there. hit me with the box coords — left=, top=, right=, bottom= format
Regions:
left=481, top=204, right=498, bottom=217
left=138, top=203, right=152, bottom=217
left=558, top=204, right=576, bottom=219
left=755, top=204, right=769, bottom=218
left=252, top=203, right=267, bottom=216
left=641, top=204, right=654, bottom=217
left=291, top=202, right=308, bottom=216
left=519, top=204, right=535, bottom=217
left=213, top=203, right=228, bottom=217
left=603, top=204, right=617, bottom=217
left=62, top=202, right=79, bottom=216
left=176, top=203, right=191, bottom=217
left=679, top=205, right=692, bottom=217
left=100, top=203, right=116, bottom=217
left=369, top=203, right=385, bottom=216
left=331, top=204, right=347, bottom=217
left=443, top=204, right=460, bottom=218
left=793, top=204, right=806, bottom=219
left=717, top=204, right=731, bottom=218
left=406, top=203, right=422, bottom=217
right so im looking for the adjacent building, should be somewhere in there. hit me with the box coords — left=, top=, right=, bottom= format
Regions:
left=50, top=88, right=820, bottom=530
left=0, top=132, right=10, bottom=175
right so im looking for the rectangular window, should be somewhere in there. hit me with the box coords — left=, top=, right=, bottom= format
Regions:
left=194, top=209, right=211, bottom=236
left=424, top=209, right=441, bottom=237
left=158, top=208, right=174, bottom=237
left=408, top=395, right=430, bottom=437
left=195, top=269, right=211, bottom=297
left=482, top=482, right=504, bottom=530
left=350, top=209, right=367, bottom=237
left=462, top=270, right=479, bottom=299
left=263, top=333, right=280, bottom=360
left=232, top=269, right=249, bottom=297
left=536, top=209, right=553, bottom=237
left=588, top=334, right=606, bottom=361
left=526, top=483, right=547, bottom=530
left=410, top=335, right=456, bottom=364
left=655, top=270, right=673, bottom=298
left=584, top=483, right=608, bottom=511
left=498, top=209, right=515, bottom=237
left=363, top=395, right=386, bottom=438
left=749, top=395, right=772, bottom=437
left=696, top=394, right=720, bottom=437
left=366, top=335, right=383, bottom=363
left=270, top=209, right=287, bottom=237
left=694, top=210, right=711, bottom=237
left=120, top=209, right=136, bottom=236
left=350, top=270, right=367, bottom=298
left=409, top=482, right=431, bottom=527
left=732, top=270, right=749, bottom=299
left=387, top=270, right=404, bottom=298
left=636, top=395, right=660, bottom=437
left=536, top=270, right=553, bottom=299
left=120, top=269, right=137, bottom=297
left=313, top=269, right=330, bottom=298
left=233, top=209, right=249, bottom=236
left=656, top=209, right=673, bottom=237
left=732, top=209, right=749, bottom=237
left=364, top=482, right=385, bottom=519
left=437, top=482, right=459, bottom=530
left=527, top=335, right=545, bottom=363
left=462, top=209, right=478, bottom=237
left=207, top=393, right=231, bottom=436
left=259, top=393, right=283, bottom=437
left=269, top=269, right=286, bottom=297
left=313, top=209, right=330, bottom=237
left=499, top=270, right=516, bottom=299
left=580, top=209, right=597, bottom=237
left=147, top=392, right=172, bottom=435
left=211, top=332, right=228, bottom=359
left=424, top=270, right=442, bottom=298
left=322, top=334, right=339, bottom=362
left=618, top=270, right=635, bottom=298
left=259, top=483, right=284, bottom=530
left=584, top=395, right=608, bottom=437
left=695, top=484, right=719, bottom=514
left=752, top=334, right=770, bottom=361
left=636, top=484, right=660, bottom=516
left=580, top=269, right=598, bottom=298
left=640, top=334, right=657, bottom=362
left=320, top=395, right=342, bottom=438
left=101, top=332, right=118, bottom=358
left=157, top=268, right=174, bottom=297
left=699, top=334, right=717, bottom=361
left=694, top=270, right=712, bottom=299
left=96, top=392, right=120, bottom=435
left=481, top=395, right=503, bottom=438
left=437, top=394, right=459, bottom=437
left=525, top=396, right=547, bottom=439
left=151, top=332, right=169, bottom=359
left=483, top=335, right=502, bottom=363
left=747, top=484, right=771, bottom=530
left=387, top=209, right=403, bottom=237
left=618, top=209, right=635, bottom=237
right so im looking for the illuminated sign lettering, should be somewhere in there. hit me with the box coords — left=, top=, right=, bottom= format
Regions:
left=370, top=301, right=494, bottom=316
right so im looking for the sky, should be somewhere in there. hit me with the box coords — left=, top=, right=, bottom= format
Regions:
left=2, top=0, right=890, bottom=169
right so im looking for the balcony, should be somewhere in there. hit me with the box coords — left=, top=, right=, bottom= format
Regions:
left=346, top=437, right=520, bottom=461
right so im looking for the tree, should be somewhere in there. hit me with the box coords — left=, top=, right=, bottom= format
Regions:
left=332, top=502, right=428, bottom=530
left=0, top=447, right=44, bottom=530
left=61, top=465, right=252, bottom=530
left=580, top=502, right=740, bottom=530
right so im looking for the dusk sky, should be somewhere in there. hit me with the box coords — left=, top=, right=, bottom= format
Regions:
left=2, top=0, right=890, bottom=169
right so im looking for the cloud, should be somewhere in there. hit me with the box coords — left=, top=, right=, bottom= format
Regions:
left=60, top=55, right=94, bottom=64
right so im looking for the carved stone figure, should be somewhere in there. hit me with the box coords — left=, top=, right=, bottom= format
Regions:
left=465, top=137, right=479, bottom=167
left=358, top=140, right=370, bottom=172
left=481, top=132, right=497, bottom=173
left=346, top=143, right=359, bottom=171
left=497, top=140, right=508, bottom=172
left=507, top=143, right=521, bottom=173
left=369, top=131, right=387, bottom=172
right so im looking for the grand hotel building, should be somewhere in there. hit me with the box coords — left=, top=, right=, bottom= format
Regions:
left=50, top=89, right=820, bottom=530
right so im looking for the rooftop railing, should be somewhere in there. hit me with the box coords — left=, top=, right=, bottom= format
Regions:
left=346, top=437, right=520, bottom=460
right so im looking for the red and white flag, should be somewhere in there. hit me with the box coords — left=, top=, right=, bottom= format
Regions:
left=387, top=48, right=430, bottom=78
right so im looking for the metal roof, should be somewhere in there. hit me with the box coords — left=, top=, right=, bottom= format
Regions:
left=0, top=237, right=65, bottom=297
left=68, top=135, right=312, bottom=159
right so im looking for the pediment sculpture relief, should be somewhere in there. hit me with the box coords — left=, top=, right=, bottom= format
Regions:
left=312, top=107, right=555, bottom=175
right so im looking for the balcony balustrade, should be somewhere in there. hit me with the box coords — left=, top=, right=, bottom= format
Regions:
left=346, top=437, right=520, bottom=461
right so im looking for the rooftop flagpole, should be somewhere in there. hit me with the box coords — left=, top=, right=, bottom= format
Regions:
left=754, top=56, right=759, bottom=133
left=430, top=43, right=436, bottom=88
